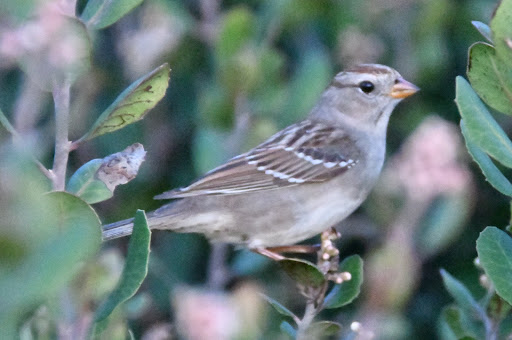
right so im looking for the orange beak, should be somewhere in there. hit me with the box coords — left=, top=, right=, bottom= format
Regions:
left=390, top=78, right=419, bottom=99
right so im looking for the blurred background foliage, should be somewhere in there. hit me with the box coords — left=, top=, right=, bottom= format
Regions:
left=0, top=0, right=508, bottom=338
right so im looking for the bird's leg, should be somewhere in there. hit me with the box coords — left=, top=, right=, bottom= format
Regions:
left=253, top=247, right=286, bottom=261
left=253, top=245, right=321, bottom=261
left=266, top=245, right=321, bottom=254
left=253, top=228, right=340, bottom=261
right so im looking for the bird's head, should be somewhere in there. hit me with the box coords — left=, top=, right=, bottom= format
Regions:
left=311, top=64, right=419, bottom=132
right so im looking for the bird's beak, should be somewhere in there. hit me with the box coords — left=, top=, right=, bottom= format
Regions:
left=390, top=78, right=419, bottom=99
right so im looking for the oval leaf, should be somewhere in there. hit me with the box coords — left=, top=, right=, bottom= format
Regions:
left=455, top=76, right=512, bottom=168
left=440, top=269, right=483, bottom=318
left=278, top=258, right=325, bottom=288
left=280, top=321, right=297, bottom=339
left=461, top=121, right=512, bottom=196
left=81, top=0, right=144, bottom=30
left=416, top=194, right=471, bottom=258
left=80, top=63, right=170, bottom=141
left=440, top=306, right=478, bottom=340
left=67, top=159, right=112, bottom=204
left=0, top=192, right=101, bottom=337
left=306, top=321, right=342, bottom=337
left=93, top=210, right=151, bottom=329
left=471, top=21, right=493, bottom=43
left=261, top=294, right=297, bottom=320
left=490, top=0, right=512, bottom=67
left=323, top=255, right=363, bottom=309
left=67, top=144, right=146, bottom=204
left=476, top=227, right=512, bottom=305
left=467, top=43, right=512, bottom=115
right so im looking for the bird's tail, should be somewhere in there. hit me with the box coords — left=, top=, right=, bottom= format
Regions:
left=102, top=218, right=135, bottom=241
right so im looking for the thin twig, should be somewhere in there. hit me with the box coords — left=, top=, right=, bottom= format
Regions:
left=51, top=79, right=72, bottom=191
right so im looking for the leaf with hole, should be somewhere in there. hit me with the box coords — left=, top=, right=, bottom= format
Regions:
left=79, top=63, right=170, bottom=142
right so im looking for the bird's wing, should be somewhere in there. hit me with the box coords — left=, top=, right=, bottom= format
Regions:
left=155, top=120, right=360, bottom=199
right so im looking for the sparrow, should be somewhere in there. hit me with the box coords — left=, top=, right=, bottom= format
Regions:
left=103, top=64, right=418, bottom=256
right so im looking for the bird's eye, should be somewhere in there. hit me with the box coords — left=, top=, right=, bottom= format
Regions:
left=358, top=81, right=375, bottom=94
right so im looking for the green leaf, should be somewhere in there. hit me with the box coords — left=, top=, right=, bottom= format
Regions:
left=92, top=210, right=151, bottom=333
left=67, top=143, right=146, bottom=204
left=278, top=258, right=325, bottom=288
left=80, top=63, right=170, bottom=142
left=440, top=306, right=478, bottom=340
left=461, top=121, right=512, bottom=196
left=280, top=321, right=297, bottom=339
left=0, top=192, right=101, bottom=338
left=261, top=294, right=297, bottom=320
left=455, top=76, right=512, bottom=168
left=67, top=159, right=112, bottom=204
left=476, top=227, right=512, bottom=305
left=216, top=7, right=255, bottom=60
left=306, top=321, right=342, bottom=338
left=81, top=0, right=144, bottom=30
left=467, top=43, right=512, bottom=115
left=94, top=210, right=150, bottom=317
left=471, top=21, right=493, bottom=43
left=197, top=84, right=234, bottom=129
left=417, top=194, right=471, bottom=258
left=440, top=269, right=483, bottom=318
left=324, top=255, right=363, bottom=309
left=490, top=0, right=512, bottom=67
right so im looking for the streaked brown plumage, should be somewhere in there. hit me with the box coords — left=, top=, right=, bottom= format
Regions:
left=103, top=64, right=418, bottom=250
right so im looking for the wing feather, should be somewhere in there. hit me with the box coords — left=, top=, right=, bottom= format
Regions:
left=155, top=120, right=360, bottom=199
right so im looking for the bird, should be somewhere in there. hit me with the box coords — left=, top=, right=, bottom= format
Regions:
left=103, top=64, right=418, bottom=258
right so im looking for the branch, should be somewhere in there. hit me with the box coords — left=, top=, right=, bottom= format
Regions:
left=51, top=79, right=72, bottom=191
left=296, top=300, right=319, bottom=340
